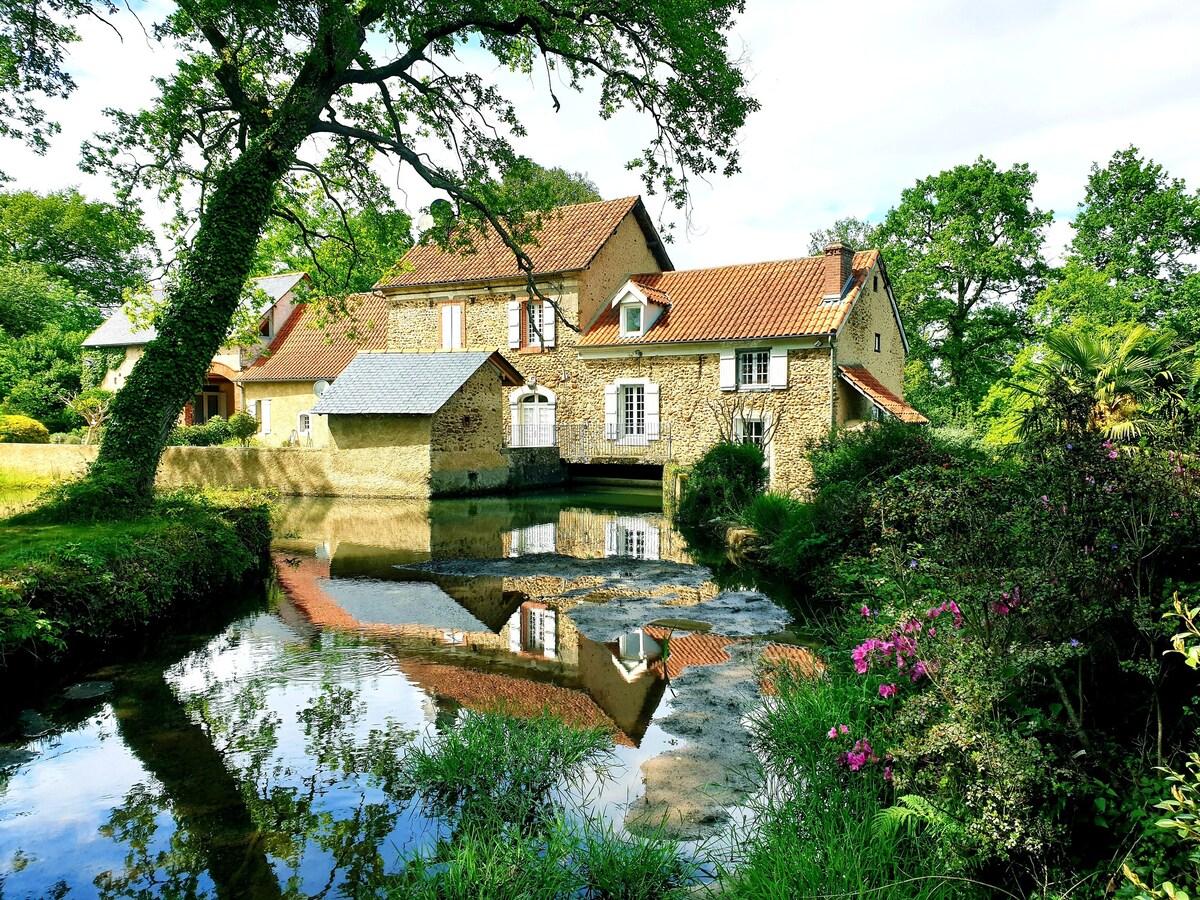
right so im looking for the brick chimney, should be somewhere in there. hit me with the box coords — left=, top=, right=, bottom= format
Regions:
left=823, top=242, right=853, bottom=300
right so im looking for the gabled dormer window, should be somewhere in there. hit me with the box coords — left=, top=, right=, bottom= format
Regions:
left=622, top=303, right=643, bottom=336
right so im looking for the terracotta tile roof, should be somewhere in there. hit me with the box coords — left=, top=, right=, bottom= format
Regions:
left=580, top=250, right=880, bottom=346
left=236, top=294, right=388, bottom=382
left=643, top=627, right=739, bottom=681
left=375, top=197, right=671, bottom=290
left=838, top=365, right=930, bottom=424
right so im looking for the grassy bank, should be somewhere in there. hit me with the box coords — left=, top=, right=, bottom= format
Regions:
left=0, top=486, right=273, bottom=665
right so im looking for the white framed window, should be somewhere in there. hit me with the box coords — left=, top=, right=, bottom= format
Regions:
left=297, top=411, right=312, bottom=436
left=604, top=517, right=662, bottom=561
left=874, top=332, right=882, bottom=353
left=526, top=301, right=543, bottom=347
left=737, top=349, right=770, bottom=387
left=734, top=412, right=772, bottom=468
left=621, top=303, right=643, bottom=336
left=621, top=384, right=645, bottom=436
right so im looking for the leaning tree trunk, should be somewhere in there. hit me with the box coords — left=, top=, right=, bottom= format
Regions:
left=92, top=14, right=366, bottom=503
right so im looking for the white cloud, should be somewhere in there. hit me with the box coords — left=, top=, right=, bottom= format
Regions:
left=4, top=0, right=1200, bottom=272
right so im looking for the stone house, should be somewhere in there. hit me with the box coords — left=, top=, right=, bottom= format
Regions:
left=309, top=350, right=523, bottom=495
left=82, top=272, right=310, bottom=424
left=235, top=293, right=388, bottom=446
left=377, top=196, right=925, bottom=494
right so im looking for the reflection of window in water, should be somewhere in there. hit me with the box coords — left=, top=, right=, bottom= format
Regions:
left=507, top=523, right=557, bottom=557
left=507, top=604, right=557, bottom=659
left=604, top=517, right=661, bottom=560
left=615, top=628, right=662, bottom=676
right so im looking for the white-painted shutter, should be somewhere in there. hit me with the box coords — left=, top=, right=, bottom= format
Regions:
left=646, top=525, right=661, bottom=561
left=543, top=611, right=557, bottom=659
left=509, top=396, right=521, bottom=447
left=508, top=529, right=520, bottom=557
left=507, top=300, right=521, bottom=349
left=604, top=384, right=619, bottom=439
left=645, top=382, right=660, bottom=439
left=452, top=305, right=463, bottom=348
left=604, top=520, right=619, bottom=556
left=542, top=300, right=555, bottom=348
left=770, top=346, right=788, bottom=388
left=508, top=609, right=521, bottom=652
left=260, top=399, right=272, bottom=434
left=719, top=350, right=736, bottom=391
left=441, top=305, right=453, bottom=349
left=247, top=400, right=257, bottom=420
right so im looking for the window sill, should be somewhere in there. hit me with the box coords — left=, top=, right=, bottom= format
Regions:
left=518, top=346, right=546, bottom=355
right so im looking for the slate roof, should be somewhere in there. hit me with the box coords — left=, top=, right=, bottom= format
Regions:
left=838, top=365, right=930, bottom=424
left=311, top=350, right=521, bottom=416
left=82, top=272, right=309, bottom=348
left=374, top=196, right=672, bottom=290
left=580, top=250, right=882, bottom=346
left=236, top=294, right=388, bottom=382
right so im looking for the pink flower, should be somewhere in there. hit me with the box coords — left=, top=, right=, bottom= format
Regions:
left=879, top=683, right=898, bottom=699
left=828, top=727, right=838, bottom=740
left=839, top=724, right=849, bottom=735
left=1108, top=451, right=1119, bottom=459
left=883, top=766, right=893, bottom=781
left=861, top=604, right=871, bottom=617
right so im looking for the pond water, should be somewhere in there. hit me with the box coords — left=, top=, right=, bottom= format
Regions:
left=0, top=489, right=815, bottom=898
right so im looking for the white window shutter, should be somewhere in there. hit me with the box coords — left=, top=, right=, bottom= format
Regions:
left=542, top=300, right=555, bottom=348
left=260, top=398, right=272, bottom=434
left=247, top=400, right=258, bottom=420
left=646, top=526, right=661, bottom=561
left=719, top=350, right=736, bottom=391
left=770, top=346, right=788, bottom=388
left=604, top=384, right=619, bottom=438
left=645, top=383, right=661, bottom=439
left=441, top=305, right=453, bottom=349
left=509, top=395, right=521, bottom=446
left=604, top=520, right=619, bottom=556
left=507, top=300, right=521, bottom=349
left=508, top=609, right=521, bottom=652
left=453, top=305, right=463, bottom=348
left=543, top=611, right=557, bottom=659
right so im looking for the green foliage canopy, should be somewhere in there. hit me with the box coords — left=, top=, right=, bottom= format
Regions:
left=877, top=157, right=1052, bottom=407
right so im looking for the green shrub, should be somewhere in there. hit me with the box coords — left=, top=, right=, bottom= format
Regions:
left=228, top=411, right=258, bottom=446
left=676, top=441, right=766, bottom=528
left=808, top=420, right=973, bottom=492
left=169, top=415, right=233, bottom=447
left=0, top=414, right=50, bottom=444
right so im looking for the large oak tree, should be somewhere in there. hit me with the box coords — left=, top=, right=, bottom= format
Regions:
left=2, top=0, right=757, bottom=501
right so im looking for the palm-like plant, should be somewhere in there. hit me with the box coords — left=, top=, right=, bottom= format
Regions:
left=1010, top=325, right=1197, bottom=441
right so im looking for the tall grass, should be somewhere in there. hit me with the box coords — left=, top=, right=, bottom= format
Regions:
left=722, top=671, right=981, bottom=900
left=390, top=709, right=700, bottom=899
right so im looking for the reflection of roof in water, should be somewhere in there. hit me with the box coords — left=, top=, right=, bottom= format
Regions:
left=399, top=657, right=640, bottom=748
left=317, top=577, right=490, bottom=632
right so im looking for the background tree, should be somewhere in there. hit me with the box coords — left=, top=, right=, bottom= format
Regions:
left=1, top=0, right=758, bottom=503
left=0, top=188, right=155, bottom=309
left=496, top=161, right=602, bottom=208
left=877, top=156, right=1052, bottom=411
left=0, top=324, right=87, bottom=432
left=0, top=261, right=98, bottom=337
left=806, top=215, right=877, bottom=255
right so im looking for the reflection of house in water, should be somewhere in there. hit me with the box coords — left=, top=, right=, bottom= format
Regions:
left=504, top=508, right=689, bottom=564
left=271, top=551, right=758, bottom=747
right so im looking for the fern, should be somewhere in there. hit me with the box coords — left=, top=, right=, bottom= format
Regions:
left=874, top=795, right=966, bottom=844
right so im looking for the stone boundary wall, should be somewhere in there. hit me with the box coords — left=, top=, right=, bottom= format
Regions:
left=0, top=442, right=565, bottom=498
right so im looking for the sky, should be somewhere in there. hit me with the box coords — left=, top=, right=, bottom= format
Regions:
left=4, top=0, right=1200, bottom=273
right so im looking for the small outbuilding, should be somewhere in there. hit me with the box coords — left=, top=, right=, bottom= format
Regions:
left=311, top=350, right=524, bottom=495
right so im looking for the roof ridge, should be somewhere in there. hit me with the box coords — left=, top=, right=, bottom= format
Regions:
left=631, top=248, right=879, bottom=281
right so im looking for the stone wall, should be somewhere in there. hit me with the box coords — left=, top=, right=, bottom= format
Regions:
left=242, top=380, right=330, bottom=447
left=574, top=349, right=833, bottom=495
left=574, top=210, right=665, bottom=328
left=834, top=261, right=909, bottom=421
left=504, top=446, right=566, bottom=490
left=0, top=443, right=97, bottom=480
left=430, top=364, right=510, bottom=495
left=156, top=444, right=432, bottom=498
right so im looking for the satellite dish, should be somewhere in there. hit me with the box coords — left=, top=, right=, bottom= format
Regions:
left=314, top=379, right=330, bottom=397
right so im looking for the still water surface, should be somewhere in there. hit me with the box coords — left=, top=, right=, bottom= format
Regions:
left=0, top=489, right=808, bottom=898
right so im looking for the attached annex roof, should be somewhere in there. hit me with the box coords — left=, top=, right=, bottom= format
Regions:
left=82, top=272, right=310, bottom=348
left=838, top=365, right=930, bottom=424
left=311, top=350, right=522, bottom=416
left=580, top=250, right=881, bottom=346
left=236, top=293, right=388, bottom=382
left=374, top=196, right=672, bottom=291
